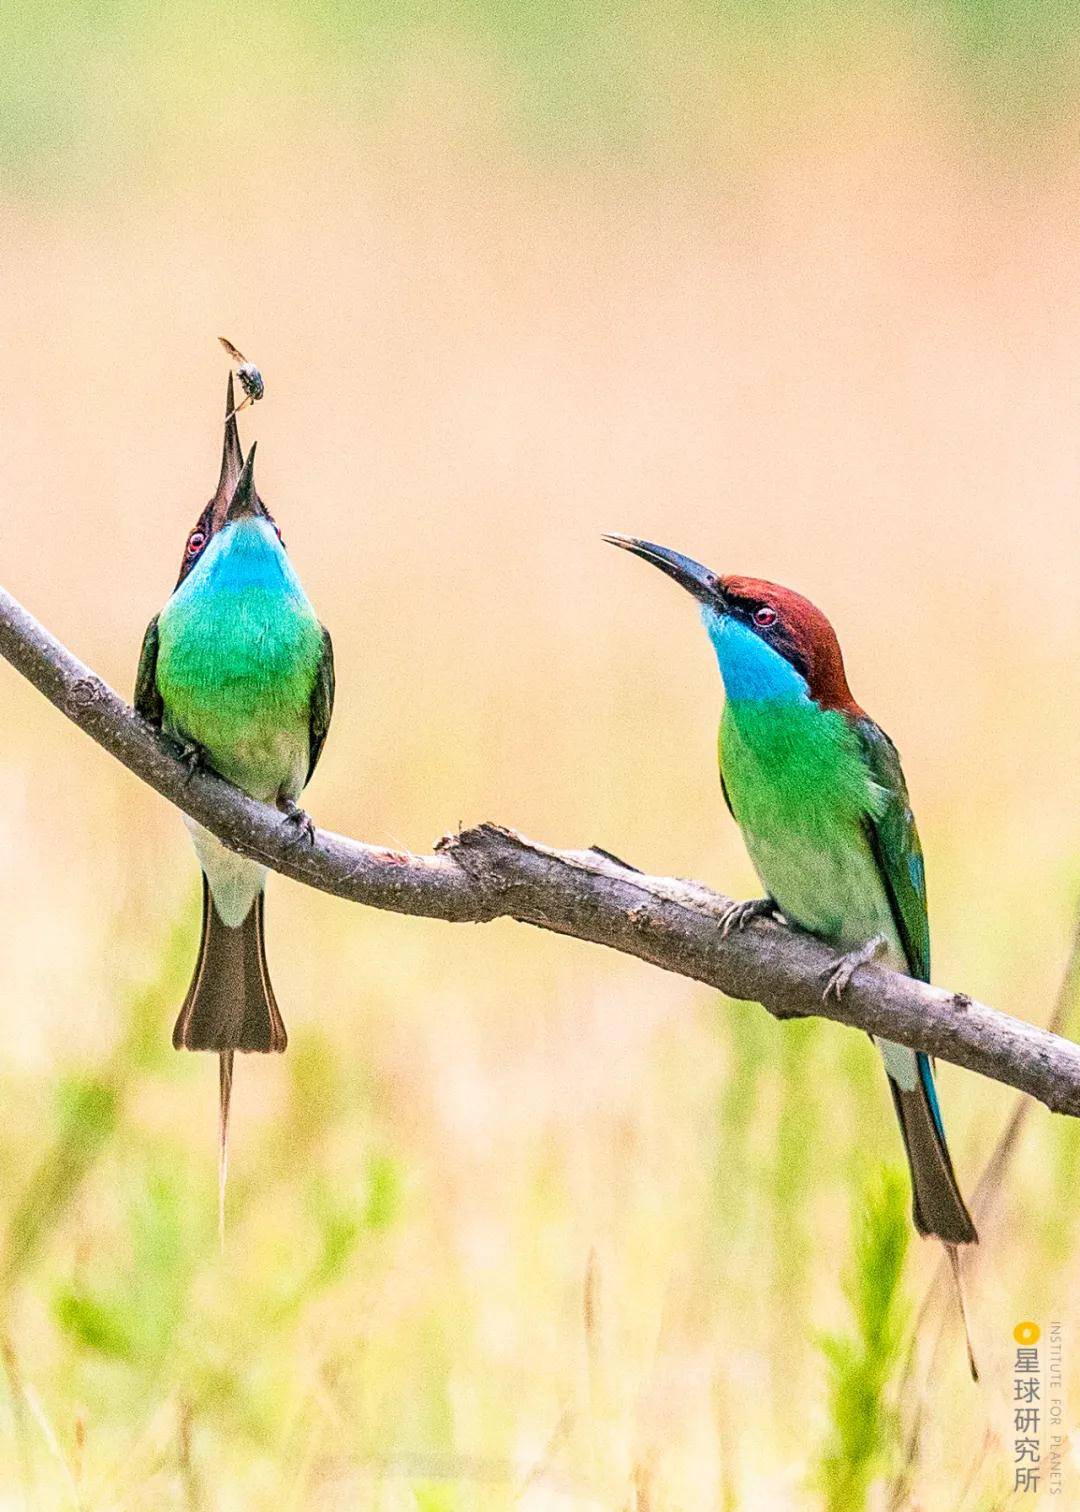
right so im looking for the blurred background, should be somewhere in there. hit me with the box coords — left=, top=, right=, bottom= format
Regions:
left=1, top=2, right=1079, bottom=1506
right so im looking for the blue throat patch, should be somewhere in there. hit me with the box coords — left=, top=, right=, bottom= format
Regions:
left=176, top=517, right=301, bottom=603
left=701, top=607, right=809, bottom=704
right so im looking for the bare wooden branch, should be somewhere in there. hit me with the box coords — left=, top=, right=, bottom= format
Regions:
left=2, top=584, right=1077, bottom=1115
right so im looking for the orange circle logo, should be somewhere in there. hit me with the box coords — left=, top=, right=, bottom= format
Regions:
left=1014, top=1321, right=1041, bottom=1345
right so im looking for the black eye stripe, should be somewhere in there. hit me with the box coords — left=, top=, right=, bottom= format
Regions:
left=773, top=629, right=810, bottom=682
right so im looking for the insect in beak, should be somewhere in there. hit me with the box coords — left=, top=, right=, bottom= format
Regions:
left=218, top=336, right=265, bottom=422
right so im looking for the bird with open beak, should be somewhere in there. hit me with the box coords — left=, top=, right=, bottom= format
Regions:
left=135, top=375, right=334, bottom=1228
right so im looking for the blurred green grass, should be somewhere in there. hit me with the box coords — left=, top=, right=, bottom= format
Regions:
left=2, top=0, right=1080, bottom=200
left=0, top=0, right=1079, bottom=1507
left=817, top=1170, right=910, bottom=1512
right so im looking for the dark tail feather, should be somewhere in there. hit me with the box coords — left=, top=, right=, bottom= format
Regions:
left=173, top=877, right=286, bottom=1054
left=887, top=1052, right=978, bottom=1247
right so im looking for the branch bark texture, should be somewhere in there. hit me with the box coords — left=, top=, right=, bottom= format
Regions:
left=2, top=584, right=1077, bottom=1116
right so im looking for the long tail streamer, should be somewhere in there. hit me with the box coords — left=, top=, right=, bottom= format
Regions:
left=218, top=1051, right=234, bottom=1252
left=946, top=1243, right=978, bottom=1382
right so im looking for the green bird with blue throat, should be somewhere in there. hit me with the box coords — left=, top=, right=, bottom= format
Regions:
left=135, top=374, right=334, bottom=1208
left=604, top=534, right=978, bottom=1368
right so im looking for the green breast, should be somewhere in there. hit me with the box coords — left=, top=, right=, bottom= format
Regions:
left=719, top=699, right=902, bottom=957
left=156, top=524, right=324, bottom=801
left=720, top=699, right=870, bottom=830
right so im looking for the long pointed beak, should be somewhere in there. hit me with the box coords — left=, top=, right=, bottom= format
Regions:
left=208, top=372, right=245, bottom=511
left=602, top=533, right=723, bottom=606
left=223, top=371, right=241, bottom=444
left=225, top=441, right=261, bottom=522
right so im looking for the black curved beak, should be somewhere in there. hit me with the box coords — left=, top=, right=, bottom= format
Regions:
left=602, top=533, right=724, bottom=607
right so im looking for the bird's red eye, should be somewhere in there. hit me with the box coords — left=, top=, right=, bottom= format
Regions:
left=754, top=606, right=777, bottom=627
left=186, top=530, right=206, bottom=557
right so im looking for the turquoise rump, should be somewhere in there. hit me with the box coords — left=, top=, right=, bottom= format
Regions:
left=604, top=533, right=976, bottom=1255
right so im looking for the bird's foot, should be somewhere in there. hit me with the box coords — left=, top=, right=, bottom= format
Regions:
left=821, top=934, right=888, bottom=1001
left=719, top=897, right=780, bottom=939
left=280, top=798, right=316, bottom=847
left=170, top=736, right=208, bottom=785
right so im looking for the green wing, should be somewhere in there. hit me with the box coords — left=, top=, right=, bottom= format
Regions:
left=307, top=627, right=335, bottom=783
left=134, top=615, right=163, bottom=726
left=856, top=716, right=930, bottom=982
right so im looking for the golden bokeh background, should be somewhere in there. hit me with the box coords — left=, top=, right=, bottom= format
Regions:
left=1, top=4, right=1078, bottom=1507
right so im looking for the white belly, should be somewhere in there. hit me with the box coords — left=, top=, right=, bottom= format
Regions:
left=184, top=817, right=266, bottom=927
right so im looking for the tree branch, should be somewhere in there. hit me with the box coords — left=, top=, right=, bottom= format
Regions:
left=2, top=584, right=1077, bottom=1115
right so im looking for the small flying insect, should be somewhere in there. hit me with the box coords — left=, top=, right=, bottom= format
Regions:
left=218, top=337, right=265, bottom=420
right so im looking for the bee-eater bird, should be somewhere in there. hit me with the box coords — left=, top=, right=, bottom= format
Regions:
left=135, top=376, right=334, bottom=1216
left=603, top=536, right=978, bottom=1350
